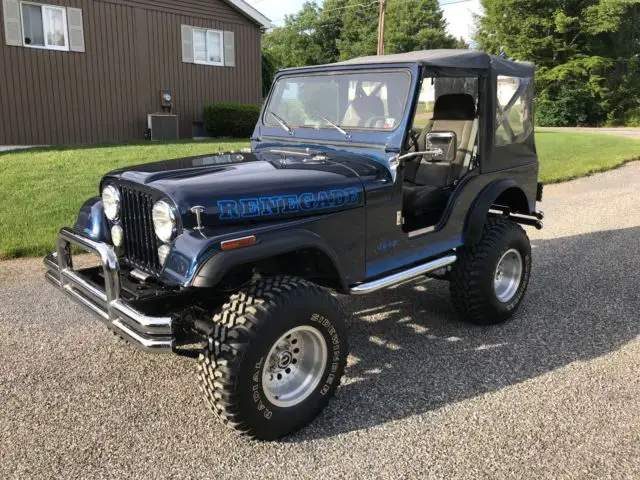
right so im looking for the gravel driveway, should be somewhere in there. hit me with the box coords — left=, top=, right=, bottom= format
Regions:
left=1, top=163, right=639, bottom=479
left=540, top=127, right=640, bottom=139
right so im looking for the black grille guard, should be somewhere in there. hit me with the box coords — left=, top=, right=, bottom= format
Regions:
left=44, top=228, right=174, bottom=352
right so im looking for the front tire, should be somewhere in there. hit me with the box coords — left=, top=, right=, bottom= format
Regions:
left=197, top=276, right=348, bottom=440
left=450, top=218, right=532, bottom=325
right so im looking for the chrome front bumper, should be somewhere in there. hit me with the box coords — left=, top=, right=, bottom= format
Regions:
left=44, top=228, right=174, bottom=352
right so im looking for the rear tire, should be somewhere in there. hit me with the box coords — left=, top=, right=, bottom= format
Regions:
left=450, top=218, right=531, bottom=325
left=197, top=276, right=348, bottom=440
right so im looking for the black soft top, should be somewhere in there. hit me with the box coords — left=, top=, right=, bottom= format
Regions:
left=303, top=49, right=534, bottom=77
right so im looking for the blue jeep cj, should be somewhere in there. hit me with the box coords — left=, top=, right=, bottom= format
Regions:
left=45, top=49, right=543, bottom=440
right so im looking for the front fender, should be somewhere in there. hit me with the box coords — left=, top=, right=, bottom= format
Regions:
left=73, top=197, right=111, bottom=243
left=172, top=228, right=348, bottom=290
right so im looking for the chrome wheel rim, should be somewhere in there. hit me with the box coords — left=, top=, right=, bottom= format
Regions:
left=262, top=325, right=328, bottom=408
left=494, top=248, right=523, bottom=303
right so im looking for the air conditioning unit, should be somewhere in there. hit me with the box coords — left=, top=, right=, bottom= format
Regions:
left=147, top=114, right=179, bottom=141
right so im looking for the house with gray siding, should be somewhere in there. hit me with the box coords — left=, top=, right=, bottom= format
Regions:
left=0, top=0, right=270, bottom=145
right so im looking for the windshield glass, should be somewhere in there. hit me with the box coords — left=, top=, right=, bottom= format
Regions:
left=264, top=70, right=412, bottom=132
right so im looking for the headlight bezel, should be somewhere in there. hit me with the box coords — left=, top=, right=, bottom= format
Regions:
left=152, top=199, right=178, bottom=243
left=102, top=185, right=121, bottom=221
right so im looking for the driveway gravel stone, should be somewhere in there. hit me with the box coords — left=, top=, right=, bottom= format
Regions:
left=1, top=163, right=639, bottom=479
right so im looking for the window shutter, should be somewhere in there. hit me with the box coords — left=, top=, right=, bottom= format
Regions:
left=181, top=25, right=193, bottom=63
left=224, top=31, right=235, bottom=67
left=2, top=0, right=22, bottom=46
left=66, top=7, right=84, bottom=52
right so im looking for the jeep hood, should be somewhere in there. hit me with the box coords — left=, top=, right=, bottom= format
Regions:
left=102, top=150, right=388, bottom=229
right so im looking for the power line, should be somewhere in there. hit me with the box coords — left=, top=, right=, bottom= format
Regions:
left=322, top=0, right=379, bottom=15
left=390, top=0, right=475, bottom=7
left=268, top=0, right=474, bottom=26
left=262, top=13, right=381, bottom=36
left=269, top=0, right=380, bottom=25
left=440, top=0, right=475, bottom=5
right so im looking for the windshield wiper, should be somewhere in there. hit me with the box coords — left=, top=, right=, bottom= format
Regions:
left=268, top=111, right=294, bottom=135
left=319, top=115, right=351, bottom=140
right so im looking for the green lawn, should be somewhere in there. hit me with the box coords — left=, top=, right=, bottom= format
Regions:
left=0, top=140, right=248, bottom=259
left=0, top=132, right=638, bottom=259
left=536, top=131, right=640, bottom=183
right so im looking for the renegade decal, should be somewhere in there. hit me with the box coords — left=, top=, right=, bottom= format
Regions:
left=217, top=188, right=360, bottom=220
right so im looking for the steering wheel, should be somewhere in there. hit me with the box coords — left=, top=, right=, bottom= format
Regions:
left=364, top=116, right=387, bottom=128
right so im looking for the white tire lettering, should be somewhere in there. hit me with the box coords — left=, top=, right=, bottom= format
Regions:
left=309, top=313, right=343, bottom=396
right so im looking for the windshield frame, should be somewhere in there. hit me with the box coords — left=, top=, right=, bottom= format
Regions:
left=261, top=68, right=414, bottom=135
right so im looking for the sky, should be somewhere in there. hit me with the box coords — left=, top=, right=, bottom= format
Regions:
left=246, top=0, right=483, bottom=43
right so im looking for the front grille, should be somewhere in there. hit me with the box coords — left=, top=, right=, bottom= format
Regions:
left=119, top=186, right=161, bottom=274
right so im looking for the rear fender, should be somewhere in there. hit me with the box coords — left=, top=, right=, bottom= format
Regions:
left=464, top=179, right=532, bottom=245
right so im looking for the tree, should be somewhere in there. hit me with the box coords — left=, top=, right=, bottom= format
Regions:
left=337, top=0, right=464, bottom=60
left=262, top=50, right=279, bottom=97
left=385, top=0, right=465, bottom=53
left=262, top=2, right=330, bottom=69
left=316, top=0, right=346, bottom=63
left=263, top=0, right=464, bottom=68
left=334, top=0, right=380, bottom=60
left=475, top=0, right=640, bottom=126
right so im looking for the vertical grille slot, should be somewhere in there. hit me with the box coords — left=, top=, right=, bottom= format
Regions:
left=119, top=186, right=160, bottom=273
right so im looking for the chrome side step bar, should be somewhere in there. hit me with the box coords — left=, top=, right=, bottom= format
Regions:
left=350, top=254, right=457, bottom=295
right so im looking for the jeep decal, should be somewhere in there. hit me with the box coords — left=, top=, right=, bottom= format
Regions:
left=217, top=187, right=360, bottom=220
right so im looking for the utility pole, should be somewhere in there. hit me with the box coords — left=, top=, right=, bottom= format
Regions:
left=377, top=0, right=386, bottom=55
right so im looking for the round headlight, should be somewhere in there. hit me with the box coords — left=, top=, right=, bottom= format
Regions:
left=152, top=200, right=177, bottom=243
left=111, top=225, right=124, bottom=247
left=102, top=185, right=120, bottom=221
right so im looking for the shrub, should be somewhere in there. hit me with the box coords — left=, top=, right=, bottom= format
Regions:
left=535, top=57, right=610, bottom=127
left=203, top=103, right=261, bottom=138
left=624, top=108, right=640, bottom=127
left=536, top=84, right=604, bottom=127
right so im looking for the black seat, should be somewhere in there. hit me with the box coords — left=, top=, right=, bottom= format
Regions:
left=403, top=93, right=476, bottom=224
left=403, top=184, right=452, bottom=225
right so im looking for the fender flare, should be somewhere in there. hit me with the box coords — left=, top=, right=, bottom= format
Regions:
left=463, top=179, right=530, bottom=245
left=191, top=228, right=349, bottom=291
left=73, top=197, right=111, bottom=243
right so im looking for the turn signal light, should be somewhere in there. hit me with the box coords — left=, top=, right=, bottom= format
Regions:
left=221, top=235, right=257, bottom=251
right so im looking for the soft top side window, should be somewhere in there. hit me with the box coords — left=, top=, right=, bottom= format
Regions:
left=495, top=76, right=534, bottom=146
left=411, top=77, right=479, bottom=132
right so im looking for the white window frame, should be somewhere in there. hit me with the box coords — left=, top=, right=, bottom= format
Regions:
left=19, top=1, right=69, bottom=51
left=192, top=28, right=224, bottom=67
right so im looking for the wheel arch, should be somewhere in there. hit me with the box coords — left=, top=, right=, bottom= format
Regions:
left=464, top=179, right=533, bottom=245
left=493, top=186, right=530, bottom=213
left=191, top=229, right=349, bottom=292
